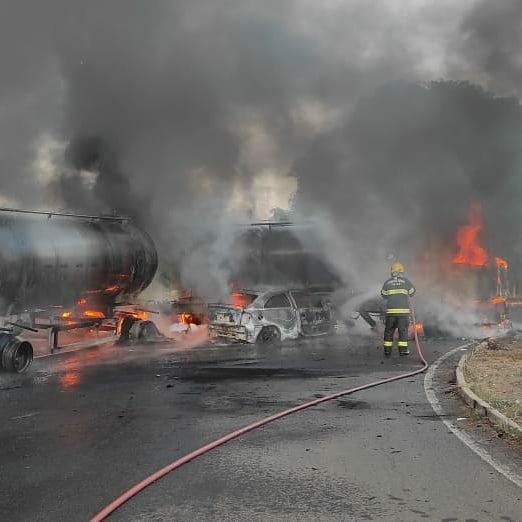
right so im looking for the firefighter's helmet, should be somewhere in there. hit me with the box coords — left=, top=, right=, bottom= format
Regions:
left=391, top=262, right=404, bottom=274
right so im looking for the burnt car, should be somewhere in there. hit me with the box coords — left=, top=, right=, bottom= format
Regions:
left=208, top=288, right=333, bottom=344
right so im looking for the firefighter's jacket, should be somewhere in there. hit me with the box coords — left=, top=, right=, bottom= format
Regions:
left=380, top=275, right=416, bottom=315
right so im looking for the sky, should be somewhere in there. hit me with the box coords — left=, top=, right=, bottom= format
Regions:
left=1, top=0, right=521, bottom=296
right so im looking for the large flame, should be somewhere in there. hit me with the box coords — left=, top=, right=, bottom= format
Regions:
left=452, top=202, right=488, bottom=266
left=180, top=313, right=200, bottom=326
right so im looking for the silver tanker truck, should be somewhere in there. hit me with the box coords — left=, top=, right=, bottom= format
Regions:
left=0, top=208, right=158, bottom=372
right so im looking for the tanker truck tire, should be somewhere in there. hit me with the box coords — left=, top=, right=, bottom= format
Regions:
left=0, top=334, right=33, bottom=373
left=117, top=316, right=137, bottom=344
left=129, top=320, right=161, bottom=341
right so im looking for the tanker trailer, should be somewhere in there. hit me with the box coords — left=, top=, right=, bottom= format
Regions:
left=0, top=208, right=158, bottom=371
left=228, top=222, right=343, bottom=290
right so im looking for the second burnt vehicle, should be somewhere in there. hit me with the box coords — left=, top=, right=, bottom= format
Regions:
left=208, top=288, right=334, bottom=345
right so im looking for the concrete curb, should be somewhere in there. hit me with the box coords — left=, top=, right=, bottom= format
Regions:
left=456, top=344, right=522, bottom=438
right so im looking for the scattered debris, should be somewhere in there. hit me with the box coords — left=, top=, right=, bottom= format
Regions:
left=485, top=338, right=506, bottom=351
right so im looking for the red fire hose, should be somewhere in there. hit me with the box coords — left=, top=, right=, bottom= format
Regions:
left=90, top=302, right=427, bottom=521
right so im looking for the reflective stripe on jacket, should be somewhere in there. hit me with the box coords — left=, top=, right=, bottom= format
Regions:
left=381, top=276, right=416, bottom=315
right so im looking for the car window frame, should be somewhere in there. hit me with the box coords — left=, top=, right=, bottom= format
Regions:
left=289, top=291, right=324, bottom=309
left=264, top=292, right=292, bottom=309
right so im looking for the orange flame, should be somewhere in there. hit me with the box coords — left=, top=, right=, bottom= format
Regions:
left=61, top=311, right=73, bottom=318
left=180, top=313, right=201, bottom=326
left=494, top=257, right=508, bottom=269
left=82, top=310, right=106, bottom=319
left=130, top=310, right=148, bottom=321
left=452, top=202, right=488, bottom=266
left=494, top=257, right=508, bottom=292
left=230, top=292, right=254, bottom=308
left=409, top=322, right=424, bottom=337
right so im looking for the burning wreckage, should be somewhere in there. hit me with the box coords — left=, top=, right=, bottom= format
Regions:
left=208, top=288, right=334, bottom=344
left=3, top=202, right=504, bottom=365
left=157, top=292, right=208, bottom=333
left=417, top=202, right=511, bottom=335
left=357, top=202, right=512, bottom=337
left=0, top=208, right=159, bottom=372
left=207, top=206, right=513, bottom=345
left=207, top=222, right=341, bottom=344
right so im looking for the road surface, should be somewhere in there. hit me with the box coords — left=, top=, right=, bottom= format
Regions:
left=0, top=331, right=521, bottom=521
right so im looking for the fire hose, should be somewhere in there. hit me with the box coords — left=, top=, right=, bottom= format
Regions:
left=90, top=301, right=428, bottom=521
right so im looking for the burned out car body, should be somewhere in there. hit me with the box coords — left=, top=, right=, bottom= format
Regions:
left=208, top=289, right=333, bottom=344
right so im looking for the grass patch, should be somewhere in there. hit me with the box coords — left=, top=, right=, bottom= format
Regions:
left=463, top=338, right=522, bottom=425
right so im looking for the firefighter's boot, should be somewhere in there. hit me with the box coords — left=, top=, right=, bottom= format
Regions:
left=398, top=342, right=410, bottom=356
left=384, top=342, right=392, bottom=357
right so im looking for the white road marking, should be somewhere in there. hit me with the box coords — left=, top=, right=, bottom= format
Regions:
left=424, top=342, right=522, bottom=489
left=11, top=412, right=40, bottom=420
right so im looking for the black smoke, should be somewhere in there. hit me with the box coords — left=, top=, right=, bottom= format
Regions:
left=1, top=1, right=522, bottom=297
left=293, top=80, right=522, bottom=287
left=45, top=135, right=144, bottom=221
left=458, top=0, right=522, bottom=97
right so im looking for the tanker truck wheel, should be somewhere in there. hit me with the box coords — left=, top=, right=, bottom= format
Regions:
left=131, top=320, right=161, bottom=340
left=0, top=335, right=33, bottom=373
left=117, top=316, right=137, bottom=344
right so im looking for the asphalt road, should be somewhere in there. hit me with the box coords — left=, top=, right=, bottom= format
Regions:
left=0, top=331, right=521, bottom=521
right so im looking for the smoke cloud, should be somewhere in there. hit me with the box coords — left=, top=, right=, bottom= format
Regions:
left=293, top=81, right=522, bottom=282
left=457, top=0, right=522, bottom=97
left=1, top=0, right=522, bottom=307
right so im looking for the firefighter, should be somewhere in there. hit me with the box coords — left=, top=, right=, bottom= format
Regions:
left=380, top=262, right=416, bottom=357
